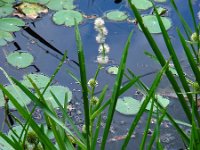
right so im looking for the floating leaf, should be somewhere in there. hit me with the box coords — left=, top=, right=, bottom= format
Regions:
left=0, top=4, right=14, bottom=18
left=106, top=65, right=119, bottom=75
left=152, top=7, right=168, bottom=16
left=21, top=73, right=51, bottom=89
left=105, top=10, right=128, bottom=21
left=14, top=2, right=48, bottom=19
left=116, top=97, right=141, bottom=115
left=139, top=15, right=172, bottom=33
left=8, top=124, right=54, bottom=142
left=41, top=85, right=72, bottom=108
left=0, top=17, right=25, bottom=32
left=0, top=138, right=14, bottom=150
left=154, top=0, right=166, bottom=2
left=0, top=85, right=31, bottom=110
left=0, top=0, right=15, bottom=3
left=0, top=30, right=14, bottom=46
left=141, top=95, right=170, bottom=111
left=131, top=0, right=153, bottom=10
left=6, top=51, right=34, bottom=69
left=22, top=0, right=49, bottom=4
left=46, top=0, right=75, bottom=11
left=53, top=10, right=83, bottom=27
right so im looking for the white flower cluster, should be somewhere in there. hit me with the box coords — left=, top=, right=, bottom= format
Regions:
left=94, top=18, right=110, bottom=64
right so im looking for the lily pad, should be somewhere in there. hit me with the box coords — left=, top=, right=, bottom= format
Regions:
left=116, top=97, right=141, bottom=115
left=22, top=0, right=49, bottom=4
left=0, top=30, right=14, bottom=46
left=141, top=95, right=170, bottom=111
left=154, top=0, right=166, bottom=2
left=139, top=15, right=172, bottom=33
left=6, top=51, right=34, bottom=69
left=47, top=0, right=75, bottom=11
left=0, top=137, right=14, bottom=150
left=0, top=85, right=31, bottom=110
left=53, top=10, right=83, bottom=27
left=0, top=4, right=14, bottom=18
left=106, top=65, right=119, bottom=75
left=152, top=7, right=168, bottom=16
left=14, top=2, right=48, bottom=19
left=106, top=10, right=128, bottom=21
left=21, top=73, right=51, bottom=89
left=0, top=17, right=25, bottom=32
left=41, top=85, right=72, bottom=108
left=8, top=124, right=54, bottom=141
left=131, top=0, right=153, bottom=10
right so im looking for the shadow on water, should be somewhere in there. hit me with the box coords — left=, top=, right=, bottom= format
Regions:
left=0, top=0, right=200, bottom=149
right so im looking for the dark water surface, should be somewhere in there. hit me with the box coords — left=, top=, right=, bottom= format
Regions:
left=0, top=0, right=200, bottom=149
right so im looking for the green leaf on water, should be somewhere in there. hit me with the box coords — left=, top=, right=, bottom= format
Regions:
left=21, top=73, right=51, bottom=89
left=40, top=85, right=72, bottom=108
left=138, top=15, right=172, bottom=33
left=15, top=2, right=48, bottom=19
left=53, top=10, right=83, bottom=27
left=141, top=95, right=170, bottom=112
left=106, top=65, right=119, bottom=75
left=8, top=124, right=54, bottom=140
left=0, top=137, right=14, bottom=150
left=0, top=30, right=14, bottom=46
left=0, top=18, right=25, bottom=32
left=0, top=4, right=14, bottom=18
left=0, top=85, right=31, bottom=110
left=116, top=97, right=141, bottom=115
left=131, top=0, right=153, bottom=10
left=154, top=0, right=166, bottom=2
left=6, top=51, right=34, bottom=69
left=152, top=6, right=168, bottom=16
left=46, top=0, right=75, bottom=11
left=105, top=10, right=128, bottom=21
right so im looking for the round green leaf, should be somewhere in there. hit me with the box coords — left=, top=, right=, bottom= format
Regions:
left=0, top=18, right=25, bottom=32
left=139, top=15, right=172, bottom=33
left=47, top=0, right=75, bottom=11
left=0, top=30, right=14, bottom=46
left=21, top=73, right=50, bottom=89
left=0, top=85, right=31, bottom=110
left=0, top=4, right=14, bottom=18
left=131, top=0, right=153, bottom=10
left=53, top=10, right=83, bottom=27
left=116, top=97, right=141, bottom=115
left=8, top=124, right=54, bottom=140
left=15, top=2, right=48, bottom=19
left=0, top=138, right=14, bottom=150
left=6, top=51, right=34, bottom=69
left=141, top=95, right=170, bottom=111
left=152, top=7, right=168, bottom=16
left=154, top=0, right=166, bottom=2
left=106, top=65, right=119, bottom=75
left=106, top=10, right=128, bottom=21
left=41, top=85, right=72, bottom=108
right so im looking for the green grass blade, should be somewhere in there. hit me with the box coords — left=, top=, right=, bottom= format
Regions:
left=42, top=52, right=67, bottom=95
left=177, top=30, right=200, bottom=85
left=75, top=21, right=90, bottom=149
left=147, top=109, right=167, bottom=150
left=140, top=95, right=155, bottom=150
left=11, top=77, right=86, bottom=149
left=101, top=30, right=133, bottom=150
left=128, top=0, right=192, bottom=123
left=152, top=1, right=200, bottom=126
left=91, top=114, right=102, bottom=150
left=0, top=84, right=57, bottom=150
left=122, top=59, right=170, bottom=149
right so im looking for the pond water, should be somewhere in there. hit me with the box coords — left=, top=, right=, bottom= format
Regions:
left=0, top=0, right=200, bottom=149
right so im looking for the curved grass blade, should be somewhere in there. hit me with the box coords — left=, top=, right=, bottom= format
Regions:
left=127, top=0, right=192, bottom=123
left=101, top=30, right=133, bottom=150
left=121, top=58, right=170, bottom=149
